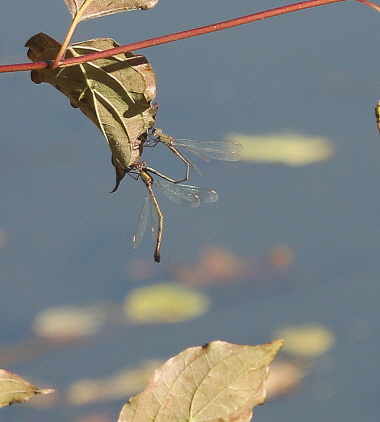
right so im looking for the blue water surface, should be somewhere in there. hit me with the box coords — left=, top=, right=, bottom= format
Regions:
left=1, top=1, right=380, bottom=421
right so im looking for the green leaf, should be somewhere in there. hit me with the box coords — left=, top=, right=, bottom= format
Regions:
left=225, top=132, right=334, bottom=166
left=0, top=369, right=54, bottom=408
left=25, top=33, right=157, bottom=189
left=273, top=324, right=335, bottom=357
left=64, top=0, right=159, bottom=21
left=123, top=283, right=210, bottom=323
left=118, top=340, right=284, bottom=422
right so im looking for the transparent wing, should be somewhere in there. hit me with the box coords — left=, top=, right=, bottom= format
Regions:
left=133, top=194, right=160, bottom=250
left=133, top=195, right=151, bottom=249
left=171, top=182, right=218, bottom=203
left=154, top=180, right=200, bottom=207
left=154, top=180, right=218, bottom=207
left=172, top=139, right=242, bottom=161
left=133, top=192, right=160, bottom=250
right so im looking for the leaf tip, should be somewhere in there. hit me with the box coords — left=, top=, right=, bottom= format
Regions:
left=38, top=388, right=55, bottom=396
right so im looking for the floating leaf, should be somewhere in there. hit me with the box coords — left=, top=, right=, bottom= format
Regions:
left=273, top=324, right=335, bottom=357
left=67, top=360, right=163, bottom=405
left=118, top=340, right=284, bottom=422
left=226, top=132, right=334, bottom=166
left=32, top=305, right=107, bottom=340
left=0, top=370, right=54, bottom=407
left=124, top=283, right=210, bottom=323
left=26, top=33, right=157, bottom=189
left=64, top=0, right=159, bottom=21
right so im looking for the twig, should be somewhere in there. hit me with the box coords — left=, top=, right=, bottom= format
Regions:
left=51, top=0, right=93, bottom=68
left=0, top=0, right=379, bottom=73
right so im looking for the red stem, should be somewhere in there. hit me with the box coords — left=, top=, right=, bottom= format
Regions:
left=0, top=0, right=379, bottom=73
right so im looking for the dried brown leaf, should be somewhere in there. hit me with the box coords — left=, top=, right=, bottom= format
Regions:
left=0, top=369, right=54, bottom=408
left=64, top=0, right=159, bottom=21
left=118, top=340, right=284, bottom=422
left=25, top=33, right=157, bottom=189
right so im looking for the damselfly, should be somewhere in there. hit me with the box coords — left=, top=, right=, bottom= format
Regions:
left=147, top=128, right=242, bottom=182
left=110, top=124, right=240, bottom=262
left=133, top=163, right=218, bottom=262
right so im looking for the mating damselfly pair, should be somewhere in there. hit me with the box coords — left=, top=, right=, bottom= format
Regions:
left=25, top=35, right=241, bottom=262
left=113, top=128, right=242, bottom=262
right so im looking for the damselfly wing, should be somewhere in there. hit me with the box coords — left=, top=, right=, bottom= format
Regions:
left=147, top=129, right=242, bottom=182
left=134, top=170, right=218, bottom=262
left=133, top=194, right=158, bottom=250
left=154, top=179, right=218, bottom=206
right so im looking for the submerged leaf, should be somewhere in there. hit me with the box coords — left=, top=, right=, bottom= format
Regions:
left=226, top=132, right=334, bottom=166
left=124, top=283, right=210, bottom=323
left=64, top=0, right=159, bottom=21
left=0, top=370, right=54, bottom=408
left=118, top=340, right=284, bottom=422
left=265, top=360, right=308, bottom=398
left=25, top=33, right=157, bottom=189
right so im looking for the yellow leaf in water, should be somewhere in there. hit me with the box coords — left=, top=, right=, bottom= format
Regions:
left=225, top=132, right=334, bottom=166
left=124, top=283, right=210, bottom=323
left=33, top=306, right=107, bottom=340
left=273, top=324, right=335, bottom=357
left=67, top=360, right=163, bottom=405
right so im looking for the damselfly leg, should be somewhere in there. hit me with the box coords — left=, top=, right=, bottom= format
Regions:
left=133, top=163, right=218, bottom=262
left=148, top=128, right=242, bottom=182
left=137, top=169, right=163, bottom=263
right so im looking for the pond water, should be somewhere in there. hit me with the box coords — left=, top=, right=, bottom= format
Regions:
left=1, top=1, right=380, bottom=421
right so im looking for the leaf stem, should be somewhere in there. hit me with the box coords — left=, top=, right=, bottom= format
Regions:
left=51, top=0, right=94, bottom=68
left=1, top=0, right=379, bottom=73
